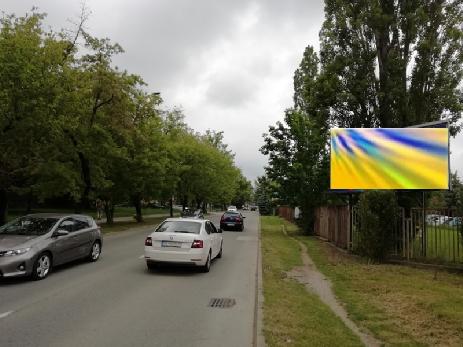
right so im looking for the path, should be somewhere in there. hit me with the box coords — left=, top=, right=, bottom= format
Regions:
left=284, top=227, right=382, bottom=347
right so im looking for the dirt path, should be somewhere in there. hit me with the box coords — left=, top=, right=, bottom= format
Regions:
left=284, top=229, right=382, bottom=347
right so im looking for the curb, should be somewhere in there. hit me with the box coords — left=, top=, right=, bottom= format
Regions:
left=254, top=213, right=266, bottom=347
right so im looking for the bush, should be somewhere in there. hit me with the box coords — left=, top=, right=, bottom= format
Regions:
left=357, top=190, right=398, bottom=261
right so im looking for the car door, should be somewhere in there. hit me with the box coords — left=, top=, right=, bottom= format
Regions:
left=210, top=222, right=221, bottom=255
left=51, top=218, right=79, bottom=265
left=72, top=216, right=93, bottom=259
left=205, top=222, right=218, bottom=257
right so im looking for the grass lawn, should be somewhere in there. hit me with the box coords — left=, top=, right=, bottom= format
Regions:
left=287, top=228, right=463, bottom=346
left=261, top=216, right=363, bottom=347
left=99, top=216, right=166, bottom=234
left=7, top=206, right=174, bottom=221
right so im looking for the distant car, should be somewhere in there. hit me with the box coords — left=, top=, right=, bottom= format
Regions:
left=0, top=214, right=102, bottom=280
left=220, top=211, right=245, bottom=231
left=144, top=218, right=222, bottom=272
left=242, top=206, right=249, bottom=211
left=227, top=205, right=237, bottom=212
left=250, top=206, right=257, bottom=211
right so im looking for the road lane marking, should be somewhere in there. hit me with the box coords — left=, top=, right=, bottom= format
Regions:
left=0, top=311, right=13, bottom=319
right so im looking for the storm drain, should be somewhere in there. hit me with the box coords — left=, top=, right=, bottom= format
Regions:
left=208, top=298, right=236, bottom=308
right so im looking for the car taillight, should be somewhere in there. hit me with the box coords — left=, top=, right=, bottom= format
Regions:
left=145, top=237, right=152, bottom=246
left=191, top=240, right=203, bottom=248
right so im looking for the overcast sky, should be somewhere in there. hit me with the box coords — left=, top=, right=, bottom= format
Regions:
left=2, top=0, right=463, bottom=182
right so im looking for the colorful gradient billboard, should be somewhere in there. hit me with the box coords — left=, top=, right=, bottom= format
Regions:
left=330, top=128, right=449, bottom=190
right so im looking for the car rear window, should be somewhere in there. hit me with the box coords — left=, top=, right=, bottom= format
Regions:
left=224, top=212, right=239, bottom=217
left=155, top=221, right=201, bottom=234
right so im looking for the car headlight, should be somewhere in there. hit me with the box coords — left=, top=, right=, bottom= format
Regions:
left=4, top=248, right=31, bottom=256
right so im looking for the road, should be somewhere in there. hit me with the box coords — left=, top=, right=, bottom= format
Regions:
left=0, top=211, right=261, bottom=347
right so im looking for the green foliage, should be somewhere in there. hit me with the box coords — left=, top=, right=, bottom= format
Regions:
left=357, top=191, right=398, bottom=260
left=254, top=176, right=276, bottom=215
left=0, top=10, right=247, bottom=224
left=261, top=1, right=463, bottom=235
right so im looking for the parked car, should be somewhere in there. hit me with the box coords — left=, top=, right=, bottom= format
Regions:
left=0, top=214, right=102, bottom=280
left=220, top=211, right=245, bottom=231
left=227, top=205, right=237, bottom=212
left=144, top=218, right=222, bottom=272
left=250, top=206, right=257, bottom=211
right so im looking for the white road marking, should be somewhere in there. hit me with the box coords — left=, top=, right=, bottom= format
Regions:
left=138, top=255, right=145, bottom=259
left=0, top=311, right=13, bottom=319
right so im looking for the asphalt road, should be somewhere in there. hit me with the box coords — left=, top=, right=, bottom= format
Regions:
left=0, top=211, right=260, bottom=347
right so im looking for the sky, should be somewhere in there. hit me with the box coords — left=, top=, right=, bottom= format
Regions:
left=2, top=0, right=462, bottom=182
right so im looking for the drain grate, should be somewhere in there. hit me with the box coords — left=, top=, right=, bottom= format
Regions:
left=208, top=298, right=236, bottom=308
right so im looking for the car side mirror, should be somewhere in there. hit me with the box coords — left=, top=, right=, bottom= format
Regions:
left=53, top=229, right=69, bottom=237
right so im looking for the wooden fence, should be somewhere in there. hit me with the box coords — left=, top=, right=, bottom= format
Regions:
left=314, top=206, right=350, bottom=249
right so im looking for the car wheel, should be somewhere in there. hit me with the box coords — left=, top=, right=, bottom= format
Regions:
left=240, top=225, right=244, bottom=232
left=89, top=241, right=101, bottom=262
left=32, top=253, right=52, bottom=281
left=217, top=242, right=223, bottom=259
left=201, top=252, right=211, bottom=273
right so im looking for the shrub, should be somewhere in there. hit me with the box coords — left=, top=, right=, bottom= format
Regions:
left=357, top=190, right=398, bottom=261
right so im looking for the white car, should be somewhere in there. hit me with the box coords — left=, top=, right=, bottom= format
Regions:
left=144, top=218, right=223, bottom=272
left=227, top=205, right=237, bottom=212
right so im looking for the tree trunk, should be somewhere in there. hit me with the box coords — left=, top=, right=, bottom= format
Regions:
left=104, top=199, right=115, bottom=225
left=169, top=197, right=173, bottom=217
left=79, top=151, right=92, bottom=211
left=201, top=201, right=207, bottom=214
left=132, top=195, right=143, bottom=222
left=0, top=189, right=8, bottom=225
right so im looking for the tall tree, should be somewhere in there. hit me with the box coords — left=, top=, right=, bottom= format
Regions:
left=321, top=0, right=463, bottom=131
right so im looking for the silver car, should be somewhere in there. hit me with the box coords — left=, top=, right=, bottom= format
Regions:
left=0, top=213, right=102, bottom=280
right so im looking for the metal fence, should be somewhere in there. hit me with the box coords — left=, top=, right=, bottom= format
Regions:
left=349, top=206, right=463, bottom=264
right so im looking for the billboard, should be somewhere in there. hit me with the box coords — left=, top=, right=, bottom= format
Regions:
left=330, top=128, right=449, bottom=190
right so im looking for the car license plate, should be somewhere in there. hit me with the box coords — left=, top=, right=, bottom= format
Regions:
left=227, top=223, right=234, bottom=226
left=162, top=241, right=180, bottom=247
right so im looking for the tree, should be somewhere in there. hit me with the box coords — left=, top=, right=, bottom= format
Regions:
left=261, top=1, right=463, bottom=233
left=320, top=0, right=463, bottom=131
left=261, top=46, right=330, bottom=232
left=231, top=173, right=253, bottom=209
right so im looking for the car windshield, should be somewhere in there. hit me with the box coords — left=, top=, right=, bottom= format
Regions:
left=155, top=221, right=201, bottom=234
left=0, top=216, right=59, bottom=236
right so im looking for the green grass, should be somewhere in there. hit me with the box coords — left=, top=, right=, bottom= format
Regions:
left=261, top=216, right=363, bottom=347
left=408, top=225, right=463, bottom=263
left=288, top=228, right=463, bottom=346
left=7, top=207, right=174, bottom=221
left=100, top=216, right=167, bottom=234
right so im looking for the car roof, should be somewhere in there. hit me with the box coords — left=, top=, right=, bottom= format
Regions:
left=25, top=213, right=92, bottom=219
left=164, top=217, right=207, bottom=223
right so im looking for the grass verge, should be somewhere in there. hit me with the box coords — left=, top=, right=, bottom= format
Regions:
left=100, top=216, right=166, bottom=234
left=261, top=216, right=363, bottom=347
left=290, top=230, right=463, bottom=346
left=8, top=207, right=175, bottom=221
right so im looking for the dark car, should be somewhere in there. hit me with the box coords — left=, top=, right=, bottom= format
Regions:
left=220, top=211, right=245, bottom=231
left=250, top=206, right=257, bottom=211
left=0, top=213, right=102, bottom=280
